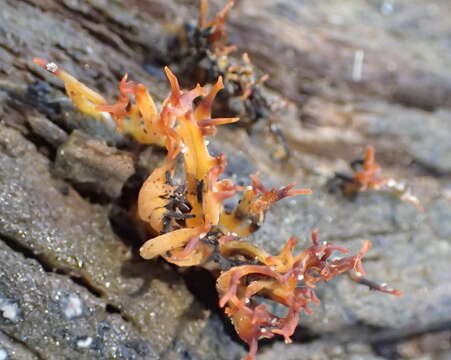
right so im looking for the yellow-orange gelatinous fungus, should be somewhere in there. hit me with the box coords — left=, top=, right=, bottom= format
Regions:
left=344, top=145, right=386, bottom=193
left=217, top=231, right=402, bottom=360
left=136, top=67, right=307, bottom=268
left=341, top=145, right=423, bottom=210
left=33, top=58, right=402, bottom=360
left=33, top=58, right=164, bottom=145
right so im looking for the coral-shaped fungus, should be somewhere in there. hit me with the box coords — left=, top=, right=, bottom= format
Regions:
left=218, top=231, right=401, bottom=360
left=179, top=0, right=272, bottom=119
left=34, top=59, right=402, bottom=360
left=333, top=145, right=422, bottom=210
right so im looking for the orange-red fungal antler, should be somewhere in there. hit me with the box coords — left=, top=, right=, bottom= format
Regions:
left=199, top=0, right=236, bottom=56
left=33, top=58, right=164, bottom=145
left=220, top=174, right=312, bottom=237
left=217, top=232, right=401, bottom=359
left=337, top=145, right=422, bottom=210
left=344, top=145, right=385, bottom=193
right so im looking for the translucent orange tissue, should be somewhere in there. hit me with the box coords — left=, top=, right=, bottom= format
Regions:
left=217, top=231, right=401, bottom=360
left=33, top=58, right=163, bottom=145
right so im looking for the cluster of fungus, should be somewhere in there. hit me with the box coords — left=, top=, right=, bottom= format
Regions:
left=176, top=0, right=285, bottom=147
left=332, top=145, right=422, bottom=210
left=195, top=0, right=270, bottom=100
left=33, top=57, right=402, bottom=360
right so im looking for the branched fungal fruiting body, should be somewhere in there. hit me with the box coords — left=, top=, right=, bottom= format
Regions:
left=335, top=145, right=422, bottom=210
left=217, top=231, right=401, bottom=360
left=199, top=0, right=236, bottom=57
left=344, top=145, right=386, bottom=193
left=34, top=60, right=401, bottom=360
left=134, top=67, right=310, bottom=267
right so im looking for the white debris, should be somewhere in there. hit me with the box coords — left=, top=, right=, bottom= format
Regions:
left=45, top=62, right=58, bottom=73
left=0, top=298, right=20, bottom=322
left=100, top=111, right=115, bottom=126
left=0, top=349, right=7, bottom=360
left=352, top=49, right=365, bottom=82
left=63, top=294, right=83, bottom=319
left=76, top=336, right=93, bottom=349
left=381, top=1, right=394, bottom=15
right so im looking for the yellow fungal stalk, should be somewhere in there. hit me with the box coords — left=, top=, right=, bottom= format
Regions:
left=33, top=58, right=163, bottom=145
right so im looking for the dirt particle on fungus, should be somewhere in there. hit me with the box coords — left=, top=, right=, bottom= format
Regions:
left=45, top=62, right=58, bottom=73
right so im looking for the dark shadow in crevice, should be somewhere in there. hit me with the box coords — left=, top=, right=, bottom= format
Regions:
left=289, top=325, right=321, bottom=344
left=0, top=232, right=133, bottom=323
left=0, top=233, right=54, bottom=273
left=64, top=182, right=113, bottom=205
left=410, top=160, right=449, bottom=178
left=3, top=82, right=62, bottom=160
left=108, top=170, right=149, bottom=248
left=22, top=80, right=64, bottom=123
left=67, top=274, right=103, bottom=298
left=182, top=266, right=245, bottom=347
left=371, top=320, right=451, bottom=360
left=105, top=304, right=123, bottom=315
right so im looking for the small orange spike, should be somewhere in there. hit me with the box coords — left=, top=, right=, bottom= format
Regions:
left=197, top=117, right=239, bottom=127
left=164, top=66, right=182, bottom=103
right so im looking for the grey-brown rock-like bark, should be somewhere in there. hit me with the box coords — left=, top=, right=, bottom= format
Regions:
left=1, top=0, right=451, bottom=359
left=54, top=130, right=135, bottom=198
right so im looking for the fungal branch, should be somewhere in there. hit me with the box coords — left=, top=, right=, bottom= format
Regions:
left=184, top=0, right=271, bottom=109
left=344, top=145, right=385, bottom=193
left=199, top=0, right=236, bottom=57
left=33, top=58, right=164, bottom=145
left=190, top=0, right=288, bottom=160
left=34, top=60, right=401, bottom=360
